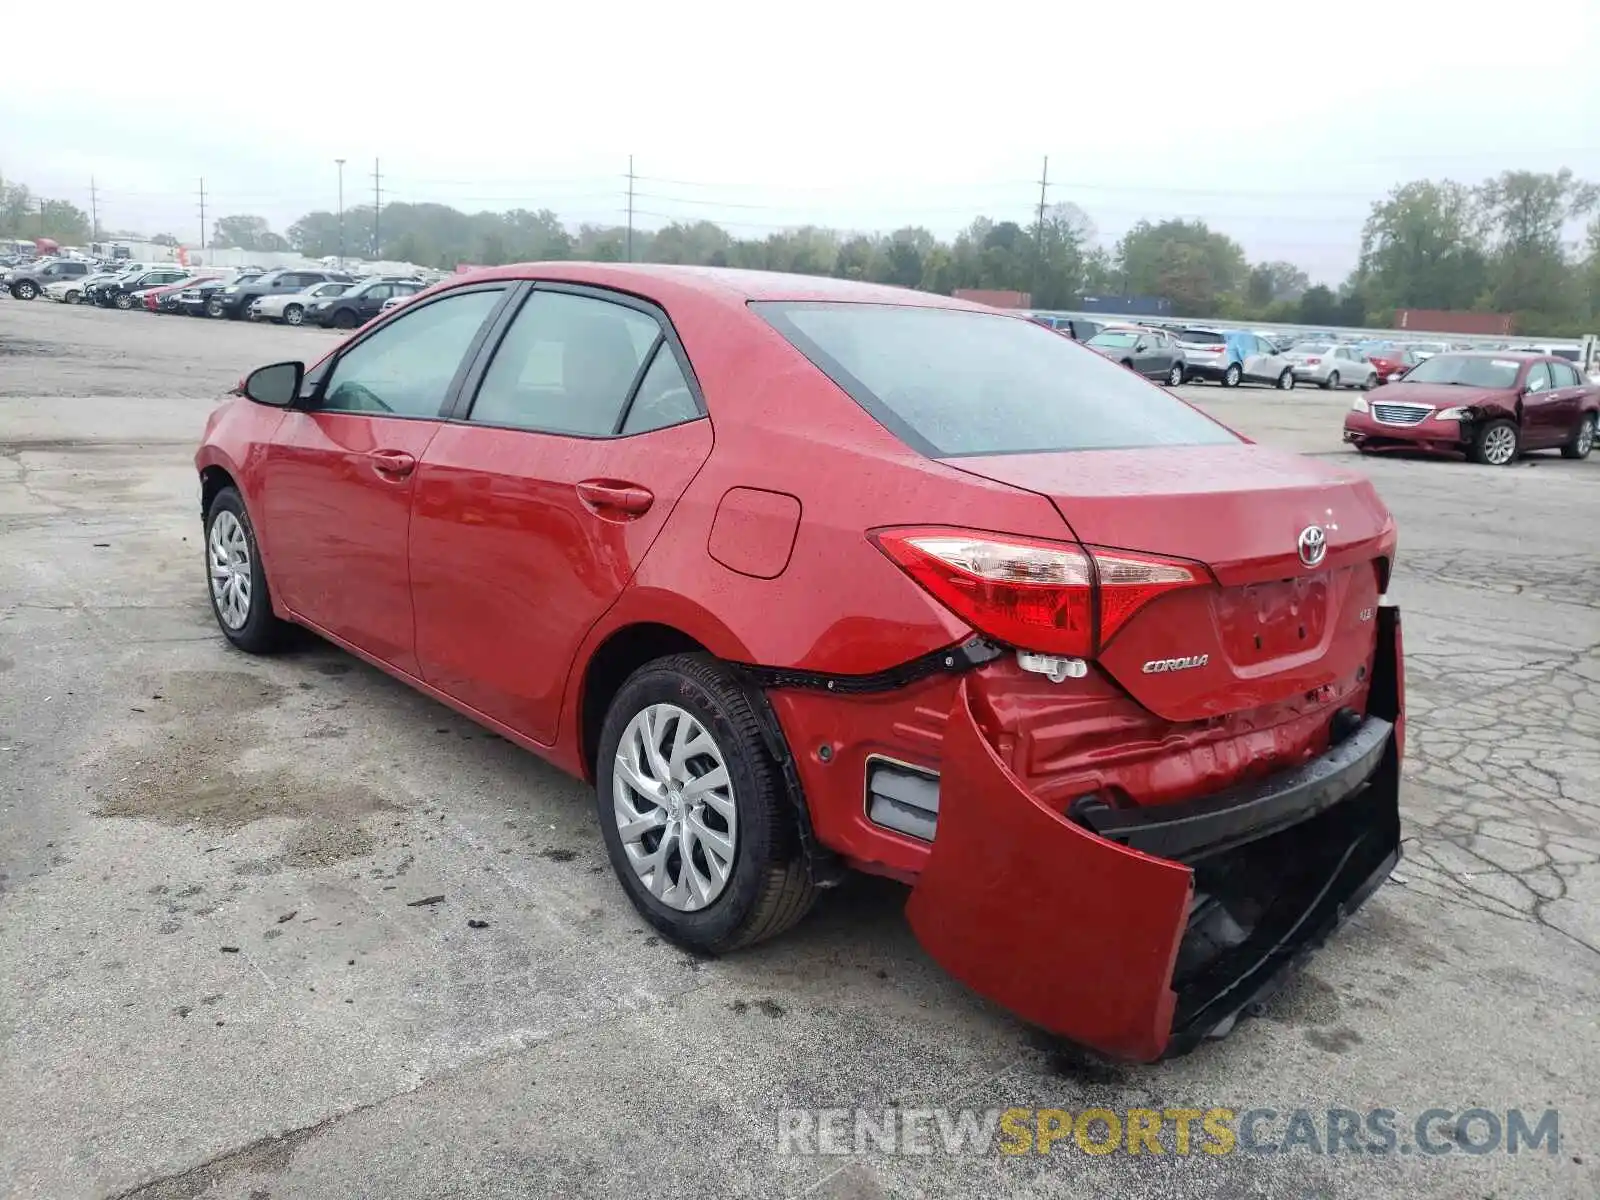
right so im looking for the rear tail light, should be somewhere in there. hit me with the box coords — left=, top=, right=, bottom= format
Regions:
left=1305, top=357, right=1321, bottom=364
left=871, top=528, right=1205, bottom=657
left=1206, top=344, right=1226, bottom=353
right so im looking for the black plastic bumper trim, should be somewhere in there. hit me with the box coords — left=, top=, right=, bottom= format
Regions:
left=1079, top=716, right=1393, bottom=863
left=736, top=636, right=1002, bottom=695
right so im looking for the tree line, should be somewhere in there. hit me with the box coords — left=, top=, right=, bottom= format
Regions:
left=4, top=170, right=1597, bottom=333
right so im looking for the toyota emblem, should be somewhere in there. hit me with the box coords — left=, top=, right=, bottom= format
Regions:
left=1298, top=525, right=1327, bottom=568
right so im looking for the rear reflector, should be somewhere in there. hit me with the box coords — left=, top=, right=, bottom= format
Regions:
left=871, top=527, right=1205, bottom=657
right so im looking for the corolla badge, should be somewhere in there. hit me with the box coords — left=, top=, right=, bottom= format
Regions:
left=1297, top=525, right=1328, bottom=568
left=1142, top=655, right=1209, bottom=674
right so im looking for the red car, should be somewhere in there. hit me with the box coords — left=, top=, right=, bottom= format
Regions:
left=1345, top=351, right=1598, bottom=465
left=143, top=274, right=222, bottom=314
left=197, top=265, right=1405, bottom=1062
left=1364, top=347, right=1420, bottom=384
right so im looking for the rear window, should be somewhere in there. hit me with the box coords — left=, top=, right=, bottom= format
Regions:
left=752, top=302, right=1239, bottom=457
left=1088, top=331, right=1141, bottom=348
left=1178, top=329, right=1225, bottom=344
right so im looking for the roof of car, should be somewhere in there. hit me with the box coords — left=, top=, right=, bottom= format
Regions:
left=448, top=262, right=986, bottom=311
left=1444, top=350, right=1546, bottom=360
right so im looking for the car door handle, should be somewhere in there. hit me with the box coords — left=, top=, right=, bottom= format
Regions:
left=576, top=479, right=654, bottom=515
left=368, top=449, right=417, bottom=478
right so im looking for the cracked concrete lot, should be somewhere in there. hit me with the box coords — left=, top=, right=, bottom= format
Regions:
left=1, top=299, right=1596, bottom=1199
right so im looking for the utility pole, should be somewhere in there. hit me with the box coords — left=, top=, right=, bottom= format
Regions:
left=335, top=158, right=346, bottom=266
left=198, top=177, right=207, bottom=250
left=1031, top=154, right=1049, bottom=306
left=371, top=158, right=382, bottom=258
left=38, top=198, right=45, bottom=237
left=625, top=154, right=635, bottom=263
left=89, top=177, right=99, bottom=243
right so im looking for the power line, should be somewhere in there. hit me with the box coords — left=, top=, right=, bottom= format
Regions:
left=625, top=155, right=636, bottom=262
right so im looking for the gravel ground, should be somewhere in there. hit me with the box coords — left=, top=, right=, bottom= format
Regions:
left=1, top=297, right=1597, bottom=1200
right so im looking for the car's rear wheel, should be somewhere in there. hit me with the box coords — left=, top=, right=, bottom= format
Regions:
left=1560, top=413, right=1595, bottom=460
left=1473, top=419, right=1520, bottom=466
left=12, top=280, right=37, bottom=300
left=1165, top=363, right=1184, bottom=387
left=1222, top=363, right=1241, bottom=388
left=1361, top=371, right=1377, bottom=389
left=283, top=304, right=304, bottom=326
left=204, top=486, right=289, bottom=653
left=595, top=653, right=816, bottom=953
left=1323, top=371, right=1340, bottom=390
left=1277, top=369, right=1295, bottom=390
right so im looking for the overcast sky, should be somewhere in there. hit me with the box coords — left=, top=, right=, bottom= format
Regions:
left=4, top=0, right=1596, bottom=282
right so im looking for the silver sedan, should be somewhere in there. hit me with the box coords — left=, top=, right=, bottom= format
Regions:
left=1284, top=343, right=1378, bottom=390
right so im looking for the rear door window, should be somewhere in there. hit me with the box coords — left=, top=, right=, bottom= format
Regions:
left=754, top=302, right=1239, bottom=457
left=1549, top=361, right=1580, bottom=387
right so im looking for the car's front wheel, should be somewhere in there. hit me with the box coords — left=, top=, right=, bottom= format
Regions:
left=114, top=292, right=135, bottom=310
left=596, top=654, right=816, bottom=953
left=283, top=304, right=304, bottom=326
left=1561, top=413, right=1595, bottom=460
left=206, top=297, right=226, bottom=318
left=331, top=308, right=358, bottom=330
left=12, top=280, right=38, bottom=300
left=1323, top=371, right=1340, bottom=390
left=204, top=486, right=289, bottom=653
left=1472, top=418, right=1520, bottom=466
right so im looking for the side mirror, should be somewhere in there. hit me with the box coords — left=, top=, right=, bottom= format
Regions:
left=241, top=360, right=304, bottom=407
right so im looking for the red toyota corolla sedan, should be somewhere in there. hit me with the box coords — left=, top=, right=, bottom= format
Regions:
left=196, top=265, right=1405, bottom=1061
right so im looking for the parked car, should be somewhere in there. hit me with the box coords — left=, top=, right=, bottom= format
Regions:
left=304, top=277, right=426, bottom=329
left=1284, top=343, right=1377, bottom=390
left=1175, top=327, right=1297, bottom=389
left=210, top=268, right=353, bottom=319
left=197, top=265, right=1405, bottom=1063
left=44, top=270, right=120, bottom=304
left=1345, top=351, right=1597, bottom=464
left=6, top=258, right=93, bottom=300
left=1084, top=325, right=1186, bottom=386
left=98, top=266, right=192, bottom=309
left=249, top=280, right=353, bottom=326
left=1367, top=347, right=1422, bottom=384
left=1029, top=314, right=1104, bottom=341
left=80, top=264, right=160, bottom=306
left=179, top=273, right=264, bottom=317
left=378, top=294, right=410, bottom=315
left=143, top=274, right=223, bottom=313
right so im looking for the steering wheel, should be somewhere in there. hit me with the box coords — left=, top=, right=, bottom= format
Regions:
left=328, top=381, right=393, bottom=414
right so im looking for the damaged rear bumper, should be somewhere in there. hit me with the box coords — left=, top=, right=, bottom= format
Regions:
left=905, top=608, right=1404, bottom=1062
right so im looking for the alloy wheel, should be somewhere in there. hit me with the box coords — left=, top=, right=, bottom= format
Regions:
left=1577, top=418, right=1595, bottom=457
left=1482, top=425, right=1517, bottom=466
left=1166, top=364, right=1183, bottom=386
left=1278, top=370, right=1294, bottom=390
left=284, top=305, right=303, bottom=326
left=208, top=511, right=252, bottom=629
left=612, top=703, right=738, bottom=912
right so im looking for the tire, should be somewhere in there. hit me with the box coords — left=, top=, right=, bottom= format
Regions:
left=206, top=297, right=226, bottom=318
left=114, top=291, right=135, bottom=310
left=331, top=308, right=358, bottom=330
left=1472, top=418, right=1520, bottom=467
left=1560, top=413, right=1595, bottom=460
left=1222, top=363, right=1242, bottom=388
left=12, top=280, right=38, bottom=300
left=203, top=486, right=290, bottom=654
left=63, top=289, right=79, bottom=304
left=1323, top=371, right=1340, bottom=391
left=1277, top=369, right=1295, bottom=391
left=1361, top=372, right=1377, bottom=390
left=1165, top=363, right=1184, bottom=387
left=595, top=653, right=817, bottom=954
left=283, top=304, right=304, bottom=326
left=1119, top=359, right=1135, bottom=371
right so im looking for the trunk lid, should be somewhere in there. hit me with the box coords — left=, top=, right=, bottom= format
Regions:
left=951, top=444, right=1396, bottom=722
